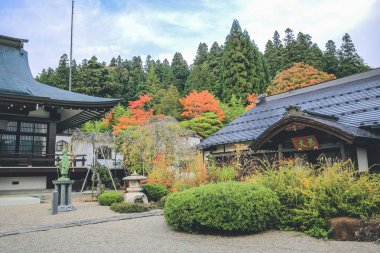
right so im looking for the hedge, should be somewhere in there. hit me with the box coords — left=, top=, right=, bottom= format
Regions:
left=111, top=202, right=150, bottom=213
left=164, top=182, right=280, bottom=234
left=142, top=183, right=169, bottom=202
left=98, top=191, right=124, bottom=206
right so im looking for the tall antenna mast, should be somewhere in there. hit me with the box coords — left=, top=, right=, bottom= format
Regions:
left=69, top=0, right=74, bottom=91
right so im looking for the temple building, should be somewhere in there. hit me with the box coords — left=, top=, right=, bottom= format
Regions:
left=0, top=35, right=119, bottom=190
left=200, top=69, right=380, bottom=173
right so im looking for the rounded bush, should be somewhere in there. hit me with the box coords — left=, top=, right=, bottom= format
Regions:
left=98, top=191, right=124, bottom=206
left=111, top=202, right=150, bottom=213
left=142, top=183, right=169, bottom=202
left=164, top=182, right=280, bottom=234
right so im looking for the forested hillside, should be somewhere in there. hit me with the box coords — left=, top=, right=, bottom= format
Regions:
left=36, top=20, right=370, bottom=136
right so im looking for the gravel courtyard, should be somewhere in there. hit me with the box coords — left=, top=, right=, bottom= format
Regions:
left=0, top=202, right=379, bottom=253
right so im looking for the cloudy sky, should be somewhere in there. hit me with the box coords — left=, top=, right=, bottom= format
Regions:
left=1, top=0, right=379, bottom=76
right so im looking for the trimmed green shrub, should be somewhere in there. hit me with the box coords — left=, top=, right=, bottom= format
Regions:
left=164, top=182, right=280, bottom=234
left=98, top=191, right=124, bottom=206
left=142, top=183, right=169, bottom=201
left=111, top=202, right=150, bottom=213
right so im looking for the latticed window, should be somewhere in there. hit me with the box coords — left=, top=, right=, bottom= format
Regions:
left=97, top=146, right=112, bottom=159
left=56, top=140, right=68, bottom=152
left=0, top=121, right=48, bottom=156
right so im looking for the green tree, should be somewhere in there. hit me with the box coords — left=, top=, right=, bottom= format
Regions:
left=337, top=33, right=370, bottom=77
left=125, top=56, right=145, bottom=101
left=154, top=85, right=181, bottom=118
left=206, top=42, right=223, bottom=97
left=322, top=40, right=339, bottom=75
left=283, top=28, right=297, bottom=69
left=221, top=20, right=251, bottom=102
left=171, top=52, right=189, bottom=93
left=36, top=67, right=56, bottom=85
left=180, top=112, right=223, bottom=138
left=184, top=63, right=209, bottom=94
left=76, top=56, right=119, bottom=98
left=156, top=59, right=174, bottom=89
left=54, top=54, right=70, bottom=90
left=220, top=95, right=245, bottom=124
left=145, top=62, right=161, bottom=94
left=193, top=42, right=208, bottom=66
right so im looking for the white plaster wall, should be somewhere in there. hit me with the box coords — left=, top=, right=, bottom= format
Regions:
left=56, top=135, right=123, bottom=169
left=0, top=176, right=46, bottom=190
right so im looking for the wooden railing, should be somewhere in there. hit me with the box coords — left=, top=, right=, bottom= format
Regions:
left=0, top=153, right=87, bottom=167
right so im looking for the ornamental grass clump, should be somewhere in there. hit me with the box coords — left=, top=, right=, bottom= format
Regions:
left=248, top=160, right=380, bottom=238
left=164, top=182, right=280, bottom=234
left=97, top=191, right=124, bottom=206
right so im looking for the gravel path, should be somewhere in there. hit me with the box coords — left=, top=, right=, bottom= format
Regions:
left=0, top=215, right=379, bottom=253
left=0, top=202, right=121, bottom=230
left=0, top=202, right=379, bottom=252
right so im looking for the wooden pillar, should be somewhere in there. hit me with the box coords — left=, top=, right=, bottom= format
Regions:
left=48, top=122, right=56, bottom=155
left=278, top=143, right=283, bottom=161
left=339, top=142, right=347, bottom=161
left=356, top=147, right=369, bottom=172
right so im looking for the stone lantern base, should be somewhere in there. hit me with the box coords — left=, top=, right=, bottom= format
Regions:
left=125, top=192, right=148, bottom=204
left=52, top=180, right=75, bottom=212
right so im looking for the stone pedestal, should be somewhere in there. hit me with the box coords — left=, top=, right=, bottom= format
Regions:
left=52, top=180, right=75, bottom=212
left=123, top=172, right=148, bottom=204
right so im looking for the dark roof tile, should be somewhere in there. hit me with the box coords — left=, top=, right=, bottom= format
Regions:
left=200, top=69, right=380, bottom=149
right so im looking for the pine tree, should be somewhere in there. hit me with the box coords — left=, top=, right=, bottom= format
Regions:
left=156, top=59, right=174, bottom=89
left=206, top=42, right=223, bottom=97
left=144, top=55, right=153, bottom=73
left=54, top=54, right=70, bottom=90
left=144, top=62, right=161, bottom=94
left=109, top=57, right=117, bottom=67
left=125, top=56, right=145, bottom=101
left=221, top=20, right=250, bottom=102
left=283, top=28, right=298, bottom=69
left=193, top=43, right=208, bottom=66
left=76, top=56, right=118, bottom=97
left=337, top=33, right=370, bottom=77
left=322, top=40, right=339, bottom=75
left=265, top=31, right=285, bottom=79
left=252, top=40, right=271, bottom=94
left=184, top=63, right=209, bottom=94
left=180, top=112, right=223, bottom=138
left=36, top=67, right=56, bottom=85
left=171, top=52, right=189, bottom=93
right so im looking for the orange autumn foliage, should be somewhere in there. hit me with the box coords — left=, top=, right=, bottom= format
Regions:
left=112, top=95, right=154, bottom=134
left=103, top=111, right=113, bottom=126
left=266, top=62, right=336, bottom=96
left=245, top=93, right=258, bottom=110
left=179, top=90, right=225, bottom=120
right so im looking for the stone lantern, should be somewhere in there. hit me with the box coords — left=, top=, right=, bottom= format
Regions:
left=122, top=172, right=148, bottom=204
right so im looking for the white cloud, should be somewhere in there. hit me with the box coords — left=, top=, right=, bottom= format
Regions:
left=0, top=0, right=377, bottom=76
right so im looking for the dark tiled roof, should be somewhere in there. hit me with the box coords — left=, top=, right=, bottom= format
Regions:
left=0, top=41, right=119, bottom=105
left=200, top=69, right=380, bottom=149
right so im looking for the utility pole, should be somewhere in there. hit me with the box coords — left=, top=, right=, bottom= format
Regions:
left=69, top=0, right=74, bottom=91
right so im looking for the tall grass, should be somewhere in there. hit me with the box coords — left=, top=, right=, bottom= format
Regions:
left=245, top=159, right=380, bottom=238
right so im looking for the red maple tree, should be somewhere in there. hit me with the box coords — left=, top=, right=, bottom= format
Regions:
left=179, top=90, right=225, bottom=120
left=112, top=95, right=154, bottom=134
